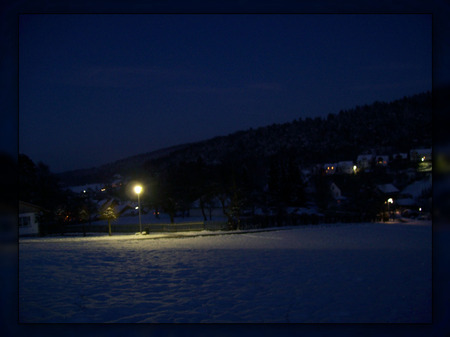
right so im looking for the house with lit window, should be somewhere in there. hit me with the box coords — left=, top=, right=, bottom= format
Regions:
left=324, top=163, right=337, bottom=175
left=19, top=201, right=44, bottom=236
left=375, top=155, right=389, bottom=167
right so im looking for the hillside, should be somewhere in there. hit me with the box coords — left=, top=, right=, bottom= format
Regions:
left=57, top=92, right=431, bottom=186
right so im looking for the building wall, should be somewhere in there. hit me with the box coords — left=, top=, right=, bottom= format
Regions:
left=19, top=212, right=39, bottom=236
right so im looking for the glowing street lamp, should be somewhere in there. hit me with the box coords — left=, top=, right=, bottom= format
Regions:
left=387, top=198, right=393, bottom=221
left=134, top=185, right=143, bottom=233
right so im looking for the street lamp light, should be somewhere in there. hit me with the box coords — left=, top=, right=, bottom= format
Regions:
left=134, top=185, right=143, bottom=233
left=387, top=198, right=393, bottom=221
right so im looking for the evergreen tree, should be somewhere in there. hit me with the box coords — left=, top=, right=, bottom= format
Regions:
left=101, top=205, right=117, bottom=236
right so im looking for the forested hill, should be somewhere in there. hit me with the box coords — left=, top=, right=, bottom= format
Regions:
left=58, top=91, right=431, bottom=186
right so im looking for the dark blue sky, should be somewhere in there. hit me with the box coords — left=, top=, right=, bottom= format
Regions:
left=19, top=14, right=431, bottom=173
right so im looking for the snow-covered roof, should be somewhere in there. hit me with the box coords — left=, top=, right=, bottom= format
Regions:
left=401, top=176, right=432, bottom=199
left=337, top=161, right=353, bottom=167
left=377, top=184, right=399, bottom=194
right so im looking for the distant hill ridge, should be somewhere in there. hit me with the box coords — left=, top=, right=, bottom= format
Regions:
left=57, top=91, right=431, bottom=186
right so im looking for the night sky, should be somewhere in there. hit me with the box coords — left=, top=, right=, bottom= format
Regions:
left=18, top=14, right=431, bottom=173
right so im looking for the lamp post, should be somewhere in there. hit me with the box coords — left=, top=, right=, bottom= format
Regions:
left=134, top=185, right=143, bottom=233
left=387, top=198, right=393, bottom=221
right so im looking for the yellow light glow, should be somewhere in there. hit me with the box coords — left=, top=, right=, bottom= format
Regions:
left=387, top=198, right=393, bottom=204
left=134, top=185, right=142, bottom=194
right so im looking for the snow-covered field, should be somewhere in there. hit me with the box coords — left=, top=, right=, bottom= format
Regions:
left=18, top=220, right=431, bottom=323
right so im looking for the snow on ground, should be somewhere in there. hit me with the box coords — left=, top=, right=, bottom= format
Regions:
left=18, top=220, right=431, bottom=323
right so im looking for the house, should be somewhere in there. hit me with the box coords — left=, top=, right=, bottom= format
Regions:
left=116, top=201, right=139, bottom=217
left=19, top=201, right=45, bottom=236
left=376, top=184, right=399, bottom=200
left=410, top=148, right=432, bottom=162
left=337, top=161, right=355, bottom=174
left=396, top=175, right=432, bottom=212
left=357, top=154, right=374, bottom=170
left=375, top=155, right=389, bottom=167
left=324, top=163, right=337, bottom=175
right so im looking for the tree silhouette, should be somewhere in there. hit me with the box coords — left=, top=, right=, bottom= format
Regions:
left=101, top=205, right=117, bottom=236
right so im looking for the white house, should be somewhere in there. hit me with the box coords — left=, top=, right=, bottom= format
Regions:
left=337, top=161, right=355, bottom=174
left=19, top=201, right=44, bottom=236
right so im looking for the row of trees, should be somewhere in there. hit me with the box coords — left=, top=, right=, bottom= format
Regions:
left=112, top=151, right=311, bottom=229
